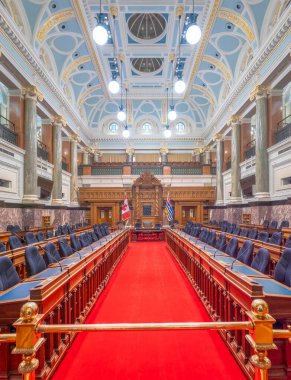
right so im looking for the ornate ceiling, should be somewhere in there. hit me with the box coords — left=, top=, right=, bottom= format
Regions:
left=1, top=0, right=288, bottom=149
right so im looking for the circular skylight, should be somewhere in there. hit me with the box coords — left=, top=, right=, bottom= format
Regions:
left=132, top=58, right=163, bottom=73
left=128, top=13, right=166, bottom=40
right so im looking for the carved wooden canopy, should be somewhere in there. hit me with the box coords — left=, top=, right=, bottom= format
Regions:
left=133, top=172, right=161, bottom=188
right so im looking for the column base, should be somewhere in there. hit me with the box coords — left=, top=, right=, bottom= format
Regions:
left=215, top=200, right=224, bottom=206
left=22, top=194, right=39, bottom=204
left=70, top=202, right=79, bottom=207
left=51, top=199, right=64, bottom=206
left=230, top=197, right=242, bottom=204
left=255, top=192, right=270, bottom=201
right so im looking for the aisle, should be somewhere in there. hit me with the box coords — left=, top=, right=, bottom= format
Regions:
left=53, top=242, right=246, bottom=380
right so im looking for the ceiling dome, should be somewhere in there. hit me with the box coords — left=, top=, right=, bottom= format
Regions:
left=128, top=13, right=166, bottom=40
left=132, top=58, right=163, bottom=73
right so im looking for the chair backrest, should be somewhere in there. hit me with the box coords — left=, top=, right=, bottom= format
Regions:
left=25, top=246, right=47, bottom=276
left=9, top=235, right=23, bottom=250
left=25, top=232, right=38, bottom=245
left=79, top=233, right=89, bottom=248
left=263, top=220, right=269, bottom=228
left=225, top=237, right=238, bottom=257
left=7, top=224, right=14, bottom=231
left=58, top=238, right=74, bottom=257
left=269, top=232, right=282, bottom=246
left=207, top=231, right=216, bottom=247
left=37, top=231, right=46, bottom=242
left=0, top=257, right=20, bottom=291
left=94, top=225, right=103, bottom=239
left=251, top=248, right=270, bottom=274
left=237, top=240, right=254, bottom=266
left=279, top=220, right=289, bottom=231
left=12, top=225, right=21, bottom=233
left=285, top=236, right=291, bottom=248
left=46, top=230, right=53, bottom=239
left=0, top=242, right=6, bottom=253
left=135, top=223, right=141, bottom=230
left=248, top=228, right=257, bottom=240
left=233, top=226, right=240, bottom=236
left=70, top=234, right=82, bottom=251
left=43, top=242, right=62, bottom=264
left=274, top=248, right=291, bottom=287
left=62, top=225, right=69, bottom=235
left=215, top=233, right=226, bottom=251
left=257, top=231, right=269, bottom=243
left=269, top=220, right=278, bottom=230
left=90, top=232, right=99, bottom=242
left=155, top=223, right=162, bottom=230
left=240, top=228, right=249, bottom=238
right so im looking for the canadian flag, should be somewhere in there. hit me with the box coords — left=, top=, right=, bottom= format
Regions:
left=122, top=196, right=131, bottom=221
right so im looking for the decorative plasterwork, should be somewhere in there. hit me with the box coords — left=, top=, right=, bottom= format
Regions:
left=249, top=85, right=270, bottom=101
left=63, top=56, right=91, bottom=81
left=53, top=115, right=67, bottom=127
left=37, top=10, right=75, bottom=43
left=203, top=55, right=231, bottom=81
left=78, top=84, right=102, bottom=105
left=218, top=9, right=255, bottom=42
left=226, top=114, right=241, bottom=126
left=192, top=85, right=216, bottom=106
left=23, top=85, right=43, bottom=101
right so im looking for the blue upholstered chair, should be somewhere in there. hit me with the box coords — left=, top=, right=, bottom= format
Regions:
left=285, top=236, right=291, bottom=248
left=215, top=233, right=226, bottom=251
left=94, top=226, right=103, bottom=240
left=207, top=231, right=216, bottom=247
left=46, top=230, right=53, bottom=239
left=248, top=228, right=257, bottom=240
left=201, top=229, right=210, bottom=243
left=274, top=248, right=291, bottom=287
left=155, top=223, right=162, bottom=230
left=25, top=246, right=47, bottom=276
left=12, top=225, right=21, bottom=233
left=225, top=237, right=238, bottom=258
left=43, top=242, right=62, bottom=265
left=237, top=240, right=254, bottom=266
left=37, top=231, right=46, bottom=242
left=279, top=220, right=289, bottom=231
left=25, top=232, right=38, bottom=245
left=0, top=242, right=6, bottom=253
left=226, top=225, right=233, bottom=234
left=70, top=234, right=82, bottom=251
left=135, top=222, right=142, bottom=230
left=240, top=228, right=249, bottom=238
left=269, top=220, right=278, bottom=230
left=251, top=248, right=270, bottom=274
left=9, top=235, right=23, bottom=250
left=6, top=224, right=14, bottom=232
left=257, top=231, right=269, bottom=243
left=0, top=257, right=20, bottom=291
left=262, top=220, right=269, bottom=228
left=233, top=226, right=240, bottom=236
left=269, top=232, right=282, bottom=246
left=90, top=232, right=99, bottom=242
left=58, top=238, right=74, bottom=257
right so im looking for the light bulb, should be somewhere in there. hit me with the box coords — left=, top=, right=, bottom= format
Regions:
left=164, top=128, right=172, bottom=138
left=174, top=79, right=186, bottom=94
left=186, top=24, right=202, bottom=45
left=117, top=109, right=126, bottom=122
left=123, top=128, right=130, bottom=138
left=92, top=24, right=108, bottom=46
left=108, top=79, right=120, bottom=94
left=168, top=108, right=177, bottom=121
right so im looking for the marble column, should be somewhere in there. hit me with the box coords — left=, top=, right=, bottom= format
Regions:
left=250, top=85, right=270, bottom=199
left=70, top=134, right=79, bottom=206
left=83, top=150, right=89, bottom=165
left=215, top=136, right=224, bottom=205
left=126, top=148, right=135, bottom=163
left=229, top=115, right=242, bottom=203
left=93, top=150, right=101, bottom=163
left=160, top=148, right=168, bottom=163
left=22, top=86, right=43, bottom=203
left=204, top=149, right=211, bottom=165
left=51, top=116, right=66, bottom=205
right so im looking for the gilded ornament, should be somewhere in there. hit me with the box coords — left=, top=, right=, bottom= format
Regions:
left=63, top=56, right=91, bottom=81
left=37, top=10, right=75, bottom=43
left=203, top=55, right=231, bottom=81
left=218, top=9, right=255, bottom=42
left=192, top=85, right=215, bottom=106
left=249, top=85, right=270, bottom=101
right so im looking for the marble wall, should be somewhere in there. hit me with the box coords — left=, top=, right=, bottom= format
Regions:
left=209, top=204, right=291, bottom=225
left=0, top=207, right=86, bottom=231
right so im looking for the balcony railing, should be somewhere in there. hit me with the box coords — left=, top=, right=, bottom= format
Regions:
left=275, top=115, right=291, bottom=143
left=0, top=115, right=17, bottom=145
left=132, top=166, right=163, bottom=175
left=245, top=139, right=256, bottom=160
left=171, top=167, right=202, bottom=175
left=91, top=167, right=123, bottom=175
left=37, top=141, right=49, bottom=161
left=210, top=166, right=216, bottom=175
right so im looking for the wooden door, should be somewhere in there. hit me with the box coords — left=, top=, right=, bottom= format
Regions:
left=97, top=207, right=113, bottom=225
left=181, top=206, right=197, bottom=225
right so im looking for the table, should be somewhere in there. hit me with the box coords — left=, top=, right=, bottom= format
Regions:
left=131, top=228, right=165, bottom=242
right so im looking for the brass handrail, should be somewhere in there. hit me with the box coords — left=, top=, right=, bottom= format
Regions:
left=0, top=333, right=16, bottom=343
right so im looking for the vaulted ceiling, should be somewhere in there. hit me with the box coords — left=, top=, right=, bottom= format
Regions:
left=2, top=0, right=286, bottom=149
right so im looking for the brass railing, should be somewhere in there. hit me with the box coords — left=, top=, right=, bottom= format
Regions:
left=2, top=299, right=291, bottom=380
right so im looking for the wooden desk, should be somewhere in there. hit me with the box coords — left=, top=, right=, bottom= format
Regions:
left=166, top=229, right=291, bottom=380
left=0, top=229, right=129, bottom=380
left=131, top=228, right=165, bottom=242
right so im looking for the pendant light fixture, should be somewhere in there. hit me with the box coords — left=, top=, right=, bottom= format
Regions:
left=122, top=88, right=130, bottom=138
left=117, top=60, right=126, bottom=121
left=108, top=12, right=120, bottom=94
left=168, top=57, right=177, bottom=121
left=185, top=0, right=201, bottom=45
left=92, top=0, right=109, bottom=46
left=174, top=14, right=186, bottom=94
left=164, top=87, right=172, bottom=138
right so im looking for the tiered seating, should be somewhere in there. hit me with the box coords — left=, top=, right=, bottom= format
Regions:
left=274, top=248, right=291, bottom=287
left=0, top=256, right=20, bottom=291
left=251, top=248, right=270, bottom=274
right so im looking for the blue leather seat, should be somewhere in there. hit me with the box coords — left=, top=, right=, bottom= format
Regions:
left=37, top=231, right=46, bottom=242
left=233, top=226, right=240, bottom=235
left=251, top=248, right=270, bottom=274
left=62, top=225, right=69, bottom=235
left=269, top=220, right=278, bottom=230
left=0, top=242, right=6, bottom=253
left=25, top=246, right=47, bottom=276
left=262, top=220, right=269, bottom=228
left=207, top=231, right=216, bottom=247
left=70, top=234, right=82, bottom=251
left=274, top=248, right=291, bottom=287
left=79, top=233, right=89, bottom=247
left=43, top=242, right=62, bottom=265
left=94, top=226, right=103, bottom=240
left=215, top=233, right=226, bottom=251
left=226, top=225, right=233, bottom=234
left=0, top=257, right=20, bottom=291
left=58, top=238, right=74, bottom=257
left=285, top=236, right=291, bottom=248
left=85, top=232, right=93, bottom=244
left=237, top=240, right=254, bottom=266
left=12, top=225, right=21, bottom=233
left=46, top=230, right=54, bottom=239
left=135, top=223, right=141, bottom=230
left=25, top=232, right=38, bottom=245
left=257, top=231, right=269, bottom=243
left=269, top=232, right=282, bottom=246
left=9, top=235, right=23, bottom=250
left=7, top=224, right=14, bottom=232
left=240, top=228, right=249, bottom=238
left=225, top=237, right=238, bottom=258
left=90, top=232, right=99, bottom=242
left=279, top=220, right=289, bottom=231
left=155, top=223, right=162, bottom=230
left=248, top=228, right=257, bottom=240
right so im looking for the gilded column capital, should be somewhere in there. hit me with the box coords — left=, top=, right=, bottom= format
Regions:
left=213, top=133, right=224, bottom=142
left=69, top=133, right=80, bottom=143
left=160, top=147, right=169, bottom=155
left=23, top=86, right=43, bottom=101
left=110, top=6, right=118, bottom=17
left=126, top=148, right=135, bottom=155
left=176, top=6, right=184, bottom=17
left=227, top=114, right=241, bottom=126
left=249, top=85, right=270, bottom=101
left=52, top=115, right=67, bottom=127
left=193, top=148, right=201, bottom=155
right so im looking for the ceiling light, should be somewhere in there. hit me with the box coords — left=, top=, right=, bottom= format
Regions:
left=168, top=106, right=177, bottom=121
left=117, top=106, right=126, bottom=122
left=92, top=24, right=108, bottom=45
left=174, top=78, right=186, bottom=94
left=123, top=126, right=130, bottom=138
left=108, top=78, right=120, bottom=94
left=186, top=13, right=201, bottom=45
left=164, top=126, right=172, bottom=138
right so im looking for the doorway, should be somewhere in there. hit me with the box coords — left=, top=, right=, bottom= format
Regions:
left=182, top=206, right=197, bottom=225
left=97, top=207, right=113, bottom=225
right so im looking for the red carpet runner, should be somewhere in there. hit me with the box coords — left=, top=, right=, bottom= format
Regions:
left=53, top=242, right=246, bottom=380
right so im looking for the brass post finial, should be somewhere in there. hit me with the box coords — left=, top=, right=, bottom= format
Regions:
left=169, top=53, right=175, bottom=62
left=251, top=299, right=269, bottom=320
left=110, top=6, right=118, bottom=17
left=176, top=6, right=184, bottom=17
left=20, top=302, right=39, bottom=323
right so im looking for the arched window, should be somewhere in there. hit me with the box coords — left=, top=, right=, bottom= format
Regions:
left=142, top=122, right=152, bottom=132
left=175, top=122, right=185, bottom=133
left=109, top=122, right=119, bottom=133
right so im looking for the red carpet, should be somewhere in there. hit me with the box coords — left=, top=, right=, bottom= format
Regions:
left=53, top=242, right=246, bottom=380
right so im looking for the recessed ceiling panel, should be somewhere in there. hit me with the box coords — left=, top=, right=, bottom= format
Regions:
left=128, top=13, right=166, bottom=40
left=131, top=58, right=163, bottom=73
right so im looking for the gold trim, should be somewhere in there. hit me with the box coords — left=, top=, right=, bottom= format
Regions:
left=203, top=55, right=231, bottom=81
left=218, top=9, right=255, bottom=42
left=192, top=85, right=216, bottom=106
left=227, top=114, right=241, bottom=126
left=213, top=133, right=224, bottom=141
left=249, top=85, right=270, bottom=101
left=78, top=85, right=102, bottom=105
left=70, top=133, right=80, bottom=142
left=37, top=10, right=75, bottom=43
left=23, top=86, right=43, bottom=102
left=176, top=6, right=184, bottom=17
left=110, top=6, right=118, bottom=17
left=53, top=115, right=67, bottom=127
left=63, top=56, right=91, bottom=81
